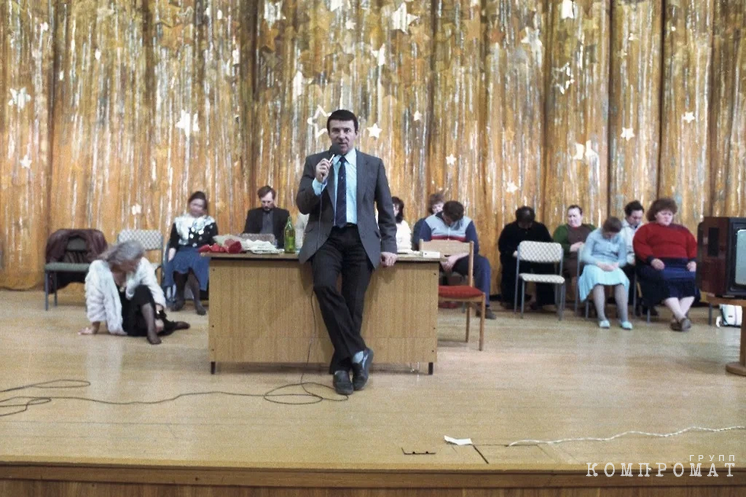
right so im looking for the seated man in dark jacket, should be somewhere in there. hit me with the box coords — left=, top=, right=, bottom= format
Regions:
left=244, top=185, right=290, bottom=248
left=498, top=206, right=555, bottom=309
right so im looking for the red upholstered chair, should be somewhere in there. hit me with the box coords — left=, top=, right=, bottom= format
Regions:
left=421, top=240, right=486, bottom=351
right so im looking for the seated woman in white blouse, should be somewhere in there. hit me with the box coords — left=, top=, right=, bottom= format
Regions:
left=392, top=196, right=412, bottom=253
left=80, top=240, right=189, bottom=345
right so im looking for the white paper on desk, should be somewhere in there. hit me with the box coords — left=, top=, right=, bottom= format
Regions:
left=444, top=436, right=473, bottom=446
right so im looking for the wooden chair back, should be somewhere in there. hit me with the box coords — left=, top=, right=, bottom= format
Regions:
left=420, top=240, right=474, bottom=287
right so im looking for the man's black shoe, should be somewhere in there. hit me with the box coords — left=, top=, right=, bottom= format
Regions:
left=351, top=348, right=374, bottom=391
left=332, top=370, right=353, bottom=395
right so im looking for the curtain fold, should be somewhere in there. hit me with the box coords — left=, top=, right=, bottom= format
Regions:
left=0, top=0, right=743, bottom=291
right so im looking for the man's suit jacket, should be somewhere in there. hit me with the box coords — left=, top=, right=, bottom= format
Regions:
left=243, top=207, right=290, bottom=248
left=296, top=149, right=397, bottom=268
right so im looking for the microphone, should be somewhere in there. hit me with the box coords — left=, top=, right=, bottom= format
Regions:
left=329, top=143, right=343, bottom=162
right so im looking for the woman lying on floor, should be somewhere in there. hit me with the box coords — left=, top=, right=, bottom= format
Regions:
left=80, top=240, right=189, bottom=345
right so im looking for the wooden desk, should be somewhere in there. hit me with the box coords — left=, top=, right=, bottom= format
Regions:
left=704, top=293, right=746, bottom=376
left=206, top=253, right=440, bottom=374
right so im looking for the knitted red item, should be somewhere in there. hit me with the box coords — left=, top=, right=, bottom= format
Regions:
left=226, top=240, right=242, bottom=253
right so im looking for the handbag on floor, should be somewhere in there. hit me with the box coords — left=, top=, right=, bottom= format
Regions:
left=716, top=304, right=742, bottom=328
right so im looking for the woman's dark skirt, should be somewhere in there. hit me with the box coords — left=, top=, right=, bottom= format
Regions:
left=636, top=258, right=697, bottom=307
left=120, top=285, right=179, bottom=337
left=163, top=245, right=210, bottom=291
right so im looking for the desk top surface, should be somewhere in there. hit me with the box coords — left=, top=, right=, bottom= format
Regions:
left=205, top=252, right=440, bottom=263
left=703, top=293, right=746, bottom=307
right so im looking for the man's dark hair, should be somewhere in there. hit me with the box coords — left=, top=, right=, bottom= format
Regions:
left=647, top=198, right=678, bottom=222
left=188, top=191, right=208, bottom=212
left=442, top=201, right=464, bottom=222
left=326, top=109, right=359, bottom=133
left=624, top=200, right=644, bottom=217
left=515, top=206, right=535, bottom=224
left=257, top=185, right=275, bottom=199
left=427, top=192, right=445, bottom=214
left=392, top=196, right=404, bottom=224
left=602, top=216, right=623, bottom=233
left=567, top=204, right=583, bottom=215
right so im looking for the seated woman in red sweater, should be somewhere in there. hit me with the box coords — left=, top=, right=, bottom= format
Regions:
left=633, top=198, right=697, bottom=331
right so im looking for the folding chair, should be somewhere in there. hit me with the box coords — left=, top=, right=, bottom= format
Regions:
left=513, top=241, right=566, bottom=320
left=117, top=230, right=165, bottom=276
left=421, top=240, right=486, bottom=351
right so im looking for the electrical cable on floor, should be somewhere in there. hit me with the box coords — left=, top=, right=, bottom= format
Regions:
left=0, top=295, right=349, bottom=418
left=475, top=425, right=746, bottom=448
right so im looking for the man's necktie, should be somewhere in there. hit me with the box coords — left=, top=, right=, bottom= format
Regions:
left=335, top=157, right=347, bottom=228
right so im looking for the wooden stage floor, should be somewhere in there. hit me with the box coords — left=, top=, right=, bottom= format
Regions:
left=0, top=289, right=745, bottom=495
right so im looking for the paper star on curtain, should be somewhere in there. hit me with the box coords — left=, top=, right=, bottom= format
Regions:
left=308, top=106, right=331, bottom=139
left=368, top=123, right=382, bottom=139
left=621, top=128, right=635, bottom=141
left=521, top=27, right=543, bottom=61
left=264, top=0, right=285, bottom=28
left=551, top=63, right=575, bottom=95
left=330, top=0, right=347, bottom=11
left=560, top=0, right=576, bottom=20
left=176, top=111, right=200, bottom=137
left=371, top=45, right=386, bottom=67
left=391, top=3, right=418, bottom=33
left=8, top=88, right=32, bottom=109
left=573, top=141, right=598, bottom=161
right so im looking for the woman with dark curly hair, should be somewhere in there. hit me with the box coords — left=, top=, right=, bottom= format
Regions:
left=633, top=198, right=698, bottom=331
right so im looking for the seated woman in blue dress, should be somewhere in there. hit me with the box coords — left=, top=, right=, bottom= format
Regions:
left=577, top=217, right=632, bottom=330
left=164, top=191, right=218, bottom=315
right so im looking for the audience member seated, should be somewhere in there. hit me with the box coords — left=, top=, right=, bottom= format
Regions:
left=163, top=191, right=218, bottom=315
left=392, top=196, right=412, bottom=253
left=497, top=206, right=555, bottom=310
left=80, top=240, right=189, bottom=344
left=619, top=200, right=654, bottom=316
left=633, top=198, right=698, bottom=332
left=412, top=191, right=445, bottom=250
left=578, top=217, right=632, bottom=329
left=419, top=200, right=495, bottom=319
left=553, top=204, right=596, bottom=299
left=243, top=185, right=290, bottom=248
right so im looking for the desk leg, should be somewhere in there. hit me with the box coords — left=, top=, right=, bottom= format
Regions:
left=428, top=362, right=434, bottom=375
left=210, top=361, right=216, bottom=375
left=725, top=306, right=746, bottom=376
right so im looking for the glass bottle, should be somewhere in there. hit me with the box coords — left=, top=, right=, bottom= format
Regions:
left=284, top=215, right=295, bottom=253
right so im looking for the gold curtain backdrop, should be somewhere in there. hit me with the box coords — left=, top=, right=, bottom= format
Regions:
left=1, top=0, right=744, bottom=290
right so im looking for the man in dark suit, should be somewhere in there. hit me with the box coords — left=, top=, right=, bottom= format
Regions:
left=244, top=186, right=290, bottom=248
left=498, top=206, right=555, bottom=309
left=296, top=109, right=397, bottom=395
